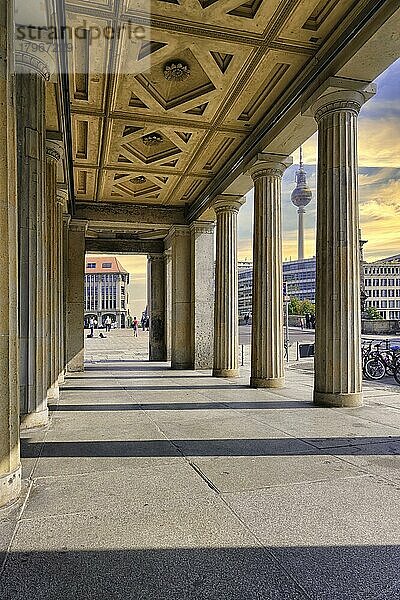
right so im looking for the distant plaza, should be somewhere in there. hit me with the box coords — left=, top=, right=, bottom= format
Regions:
left=84, top=256, right=130, bottom=328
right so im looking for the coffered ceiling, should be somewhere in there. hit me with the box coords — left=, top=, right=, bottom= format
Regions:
left=65, top=0, right=392, bottom=210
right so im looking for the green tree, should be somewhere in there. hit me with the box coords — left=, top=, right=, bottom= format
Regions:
left=365, top=306, right=384, bottom=320
left=299, top=300, right=315, bottom=316
left=288, top=297, right=301, bottom=315
left=288, top=297, right=315, bottom=316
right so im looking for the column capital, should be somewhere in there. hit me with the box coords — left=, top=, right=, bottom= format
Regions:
left=69, top=219, right=88, bottom=233
left=147, top=253, right=165, bottom=262
left=15, top=31, right=57, bottom=81
left=213, top=195, right=245, bottom=215
left=303, top=77, right=376, bottom=122
left=247, top=153, right=293, bottom=181
left=46, top=140, right=63, bottom=163
left=190, top=220, right=215, bottom=235
left=56, top=188, right=69, bottom=210
left=165, top=225, right=190, bottom=248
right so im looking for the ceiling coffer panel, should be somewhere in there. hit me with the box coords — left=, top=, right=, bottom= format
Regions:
left=67, top=0, right=376, bottom=206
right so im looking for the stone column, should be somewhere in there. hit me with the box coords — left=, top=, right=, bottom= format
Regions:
left=310, top=87, right=375, bottom=407
left=213, top=196, right=244, bottom=377
left=248, top=154, right=292, bottom=388
left=56, top=191, right=67, bottom=383
left=0, top=0, right=21, bottom=507
left=148, top=254, right=167, bottom=361
left=16, top=50, right=50, bottom=428
left=66, top=220, right=87, bottom=372
left=164, top=249, right=172, bottom=361
left=190, top=221, right=215, bottom=370
left=45, top=143, right=62, bottom=402
left=168, top=226, right=192, bottom=369
left=62, top=214, right=71, bottom=375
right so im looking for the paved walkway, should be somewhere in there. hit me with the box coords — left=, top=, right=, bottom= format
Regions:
left=1, top=330, right=400, bottom=599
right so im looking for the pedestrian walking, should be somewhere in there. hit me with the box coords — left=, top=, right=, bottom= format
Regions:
left=145, top=316, right=150, bottom=331
left=133, top=316, right=139, bottom=337
left=105, top=315, right=112, bottom=332
left=89, top=317, right=95, bottom=337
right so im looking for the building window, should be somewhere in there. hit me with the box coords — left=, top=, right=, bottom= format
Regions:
left=87, top=262, right=96, bottom=268
left=102, top=262, right=112, bottom=268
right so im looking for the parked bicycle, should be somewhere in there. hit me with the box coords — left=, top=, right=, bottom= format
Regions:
left=363, top=339, right=400, bottom=384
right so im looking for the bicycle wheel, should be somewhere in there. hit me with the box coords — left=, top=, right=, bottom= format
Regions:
left=394, top=366, right=400, bottom=386
left=364, top=357, right=386, bottom=380
left=379, top=351, right=395, bottom=376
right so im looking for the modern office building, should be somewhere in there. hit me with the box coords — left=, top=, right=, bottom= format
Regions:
left=364, top=255, right=400, bottom=320
left=239, top=257, right=316, bottom=318
left=84, top=256, right=130, bottom=328
left=239, top=254, right=400, bottom=321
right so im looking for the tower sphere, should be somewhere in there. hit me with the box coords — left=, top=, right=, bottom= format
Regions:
left=291, top=155, right=312, bottom=208
left=291, top=175, right=312, bottom=208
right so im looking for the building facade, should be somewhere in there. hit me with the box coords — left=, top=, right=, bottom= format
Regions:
left=84, top=257, right=129, bottom=328
left=364, top=255, right=400, bottom=320
left=239, top=257, right=317, bottom=318
left=239, top=255, right=400, bottom=320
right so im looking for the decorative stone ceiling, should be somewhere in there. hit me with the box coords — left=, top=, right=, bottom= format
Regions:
left=66, top=0, right=376, bottom=207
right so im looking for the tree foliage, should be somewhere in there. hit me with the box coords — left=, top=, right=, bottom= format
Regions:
left=288, top=297, right=315, bottom=316
left=365, top=306, right=384, bottom=320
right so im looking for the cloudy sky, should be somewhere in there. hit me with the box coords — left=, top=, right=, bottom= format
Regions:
left=113, top=58, right=400, bottom=314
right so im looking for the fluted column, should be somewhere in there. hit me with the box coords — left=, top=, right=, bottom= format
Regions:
left=148, top=254, right=167, bottom=361
left=66, top=220, right=88, bottom=372
left=45, top=143, right=62, bottom=402
left=56, top=190, right=67, bottom=383
left=248, top=154, right=292, bottom=388
left=16, top=49, right=49, bottom=428
left=310, top=87, right=375, bottom=407
left=0, top=0, right=21, bottom=507
left=164, top=249, right=172, bottom=361
left=213, top=195, right=244, bottom=377
left=62, top=214, right=71, bottom=375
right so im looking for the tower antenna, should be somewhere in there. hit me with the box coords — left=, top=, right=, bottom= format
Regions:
left=291, top=146, right=312, bottom=260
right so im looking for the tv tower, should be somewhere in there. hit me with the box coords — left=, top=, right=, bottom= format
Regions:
left=291, top=147, right=312, bottom=260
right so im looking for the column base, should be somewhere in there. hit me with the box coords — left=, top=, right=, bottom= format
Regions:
left=20, top=408, right=49, bottom=430
left=213, top=368, right=239, bottom=378
left=314, top=390, right=363, bottom=408
left=67, top=364, right=84, bottom=373
left=171, top=362, right=191, bottom=370
left=47, top=383, right=59, bottom=401
left=0, top=465, right=21, bottom=509
left=149, top=352, right=168, bottom=362
left=250, top=376, right=285, bottom=389
left=58, top=370, right=65, bottom=385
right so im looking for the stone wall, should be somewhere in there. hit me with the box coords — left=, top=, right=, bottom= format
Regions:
left=362, top=320, right=400, bottom=335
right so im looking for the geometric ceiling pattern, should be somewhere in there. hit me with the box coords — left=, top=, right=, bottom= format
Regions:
left=67, top=0, right=362, bottom=207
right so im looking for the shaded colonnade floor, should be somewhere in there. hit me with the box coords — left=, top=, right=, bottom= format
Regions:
left=1, top=331, right=400, bottom=598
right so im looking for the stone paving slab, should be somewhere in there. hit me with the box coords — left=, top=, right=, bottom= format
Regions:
left=1, top=330, right=400, bottom=599
left=0, top=496, right=309, bottom=600
left=223, top=476, right=400, bottom=600
left=190, top=453, right=366, bottom=493
left=22, top=462, right=213, bottom=520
